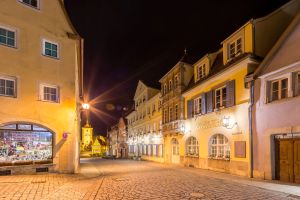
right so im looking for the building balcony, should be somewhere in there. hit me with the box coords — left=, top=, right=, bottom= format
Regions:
left=162, top=120, right=184, bottom=134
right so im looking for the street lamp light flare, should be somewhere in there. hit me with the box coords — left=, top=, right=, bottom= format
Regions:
left=82, top=103, right=90, bottom=110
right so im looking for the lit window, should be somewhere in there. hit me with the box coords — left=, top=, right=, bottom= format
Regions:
left=193, top=97, right=201, bottom=115
left=19, top=0, right=39, bottom=9
left=196, top=64, right=206, bottom=81
left=186, top=136, right=199, bottom=156
left=271, top=78, right=288, bottom=101
left=209, top=134, right=230, bottom=159
left=215, top=86, right=226, bottom=109
left=228, top=38, right=242, bottom=59
left=42, top=39, right=59, bottom=59
left=0, top=27, right=16, bottom=48
left=0, top=77, right=16, bottom=97
left=40, top=84, right=59, bottom=103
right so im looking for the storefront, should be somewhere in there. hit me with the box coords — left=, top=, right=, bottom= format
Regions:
left=0, top=123, right=53, bottom=169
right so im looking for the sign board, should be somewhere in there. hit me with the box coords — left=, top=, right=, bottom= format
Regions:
left=234, top=141, right=246, bottom=158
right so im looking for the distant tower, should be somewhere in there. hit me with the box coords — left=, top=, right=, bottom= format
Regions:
left=81, top=122, right=93, bottom=147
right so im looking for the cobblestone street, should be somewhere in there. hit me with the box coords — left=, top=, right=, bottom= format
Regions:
left=0, top=159, right=299, bottom=200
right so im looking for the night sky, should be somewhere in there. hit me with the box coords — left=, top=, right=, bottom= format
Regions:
left=64, top=0, right=290, bottom=135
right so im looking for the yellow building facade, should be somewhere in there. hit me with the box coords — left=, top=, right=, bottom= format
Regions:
left=0, top=0, right=83, bottom=174
left=126, top=81, right=164, bottom=162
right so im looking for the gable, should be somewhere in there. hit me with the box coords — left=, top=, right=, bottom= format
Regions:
left=133, top=80, right=147, bottom=100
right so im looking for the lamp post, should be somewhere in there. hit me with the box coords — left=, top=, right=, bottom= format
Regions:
left=82, top=103, right=90, bottom=125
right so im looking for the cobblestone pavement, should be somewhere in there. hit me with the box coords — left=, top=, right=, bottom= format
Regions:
left=0, top=159, right=299, bottom=200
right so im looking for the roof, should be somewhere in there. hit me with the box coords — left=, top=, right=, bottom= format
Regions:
left=254, top=11, right=300, bottom=77
left=184, top=51, right=261, bottom=94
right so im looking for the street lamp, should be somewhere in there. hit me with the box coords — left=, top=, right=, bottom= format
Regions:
left=82, top=103, right=90, bottom=125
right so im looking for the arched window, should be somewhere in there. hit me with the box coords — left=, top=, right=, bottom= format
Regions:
left=186, top=136, right=199, bottom=156
left=209, top=134, right=230, bottom=159
left=0, top=123, right=53, bottom=165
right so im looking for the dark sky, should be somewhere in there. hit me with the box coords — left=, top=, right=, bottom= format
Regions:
left=64, top=0, right=290, bottom=135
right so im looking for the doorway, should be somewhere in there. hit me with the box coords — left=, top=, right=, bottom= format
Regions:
left=171, top=138, right=180, bottom=164
left=275, top=138, right=300, bottom=183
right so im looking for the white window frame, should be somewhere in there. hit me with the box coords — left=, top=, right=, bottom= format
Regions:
left=39, top=83, right=59, bottom=103
left=18, top=0, right=40, bottom=10
left=0, top=76, right=16, bottom=98
left=186, top=136, right=199, bottom=156
left=42, top=39, right=59, bottom=59
left=214, top=86, right=226, bottom=109
left=196, top=64, right=206, bottom=81
left=0, top=25, right=17, bottom=48
left=193, top=97, right=201, bottom=115
left=209, top=134, right=230, bottom=160
left=228, top=37, right=242, bottom=60
left=270, top=78, right=289, bottom=102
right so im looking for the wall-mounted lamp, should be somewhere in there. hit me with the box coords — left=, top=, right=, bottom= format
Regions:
left=222, top=116, right=237, bottom=129
left=82, top=103, right=90, bottom=110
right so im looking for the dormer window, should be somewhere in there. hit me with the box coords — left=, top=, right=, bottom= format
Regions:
left=196, top=64, right=206, bottom=81
left=229, top=38, right=242, bottom=59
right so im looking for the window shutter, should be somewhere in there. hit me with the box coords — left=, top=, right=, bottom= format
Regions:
left=201, top=93, right=206, bottom=114
left=226, top=80, right=235, bottom=107
left=187, top=99, right=194, bottom=118
left=206, top=90, right=214, bottom=113
left=292, top=72, right=298, bottom=97
left=265, top=81, right=271, bottom=103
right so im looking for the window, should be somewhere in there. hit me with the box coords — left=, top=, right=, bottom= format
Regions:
left=164, top=83, right=167, bottom=95
left=215, top=86, right=226, bottom=109
left=175, top=104, right=178, bottom=120
left=152, top=104, right=156, bottom=114
left=42, top=39, right=59, bottom=59
left=228, top=38, right=242, bottom=59
left=193, top=97, right=201, bottom=115
left=0, top=77, right=16, bottom=97
left=0, top=123, right=53, bottom=165
left=169, top=80, right=173, bottom=91
left=40, top=84, right=59, bottom=103
left=0, top=27, right=16, bottom=48
left=196, top=64, right=206, bottom=81
left=186, top=137, right=199, bottom=156
left=174, top=75, right=179, bottom=87
left=169, top=107, right=173, bottom=122
left=271, top=78, right=288, bottom=101
left=19, top=0, right=39, bottom=9
left=164, top=110, right=168, bottom=123
left=209, top=134, right=230, bottom=159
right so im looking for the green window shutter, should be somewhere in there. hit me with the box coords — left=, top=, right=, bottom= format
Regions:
left=206, top=90, right=214, bottom=113
left=187, top=99, right=194, bottom=118
left=226, top=80, right=235, bottom=107
left=265, top=81, right=271, bottom=103
left=201, top=93, right=206, bottom=114
left=292, top=72, right=298, bottom=97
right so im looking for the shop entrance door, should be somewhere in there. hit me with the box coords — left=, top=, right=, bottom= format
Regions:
left=277, top=139, right=300, bottom=183
left=171, top=138, right=180, bottom=164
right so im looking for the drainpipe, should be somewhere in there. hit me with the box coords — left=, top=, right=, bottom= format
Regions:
left=249, top=79, right=254, bottom=178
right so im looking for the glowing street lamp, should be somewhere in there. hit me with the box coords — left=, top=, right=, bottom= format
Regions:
left=82, top=103, right=90, bottom=110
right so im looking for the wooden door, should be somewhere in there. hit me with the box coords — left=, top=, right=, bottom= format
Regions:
left=279, top=140, right=293, bottom=182
left=294, top=140, right=300, bottom=183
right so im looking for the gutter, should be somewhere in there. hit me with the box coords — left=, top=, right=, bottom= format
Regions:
left=247, top=74, right=254, bottom=178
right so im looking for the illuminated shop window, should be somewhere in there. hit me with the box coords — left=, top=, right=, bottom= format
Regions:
left=209, top=134, right=230, bottom=160
left=186, top=136, right=198, bottom=156
left=0, top=123, right=53, bottom=165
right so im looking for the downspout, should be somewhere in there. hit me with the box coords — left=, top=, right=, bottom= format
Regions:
left=249, top=79, right=254, bottom=178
